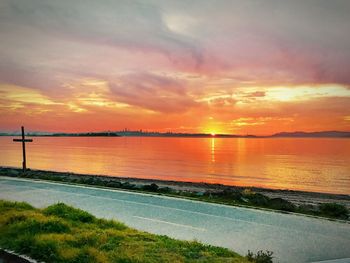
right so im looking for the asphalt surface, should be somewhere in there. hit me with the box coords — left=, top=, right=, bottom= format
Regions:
left=0, top=177, right=349, bottom=263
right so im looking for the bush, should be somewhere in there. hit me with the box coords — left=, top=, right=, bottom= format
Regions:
left=106, top=181, right=122, bottom=188
left=121, top=182, right=136, bottom=190
left=29, top=238, right=59, bottom=262
left=159, top=187, right=173, bottom=193
left=267, top=198, right=295, bottom=212
left=10, top=218, right=70, bottom=235
left=43, top=203, right=95, bottom=223
left=3, top=232, right=34, bottom=255
left=319, top=203, right=349, bottom=219
left=142, top=183, right=159, bottom=192
left=246, top=193, right=270, bottom=206
left=209, top=190, right=242, bottom=202
left=0, top=200, right=34, bottom=213
left=246, top=250, right=273, bottom=263
left=95, top=219, right=126, bottom=230
left=84, top=177, right=95, bottom=185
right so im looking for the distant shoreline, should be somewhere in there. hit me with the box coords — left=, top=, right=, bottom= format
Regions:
left=1, top=167, right=349, bottom=221
left=1, top=130, right=350, bottom=138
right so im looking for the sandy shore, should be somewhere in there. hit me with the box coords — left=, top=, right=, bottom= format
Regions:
left=1, top=166, right=349, bottom=211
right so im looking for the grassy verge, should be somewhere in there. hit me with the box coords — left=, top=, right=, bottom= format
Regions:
left=0, top=200, right=252, bottom=263
left=1, top=167, right=348, bottom=221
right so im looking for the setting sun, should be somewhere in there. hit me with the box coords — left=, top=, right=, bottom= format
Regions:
left=0, top=1, right=350, bottom=263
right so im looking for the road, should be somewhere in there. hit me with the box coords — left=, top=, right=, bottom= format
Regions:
left=0, top=177, right=349, bottom=263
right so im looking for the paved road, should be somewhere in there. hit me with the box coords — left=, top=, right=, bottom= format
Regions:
left=0, top=177, right=349, bottom=263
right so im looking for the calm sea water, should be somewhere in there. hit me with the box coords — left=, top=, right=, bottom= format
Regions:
left=0, top=137, right=349, bottom=194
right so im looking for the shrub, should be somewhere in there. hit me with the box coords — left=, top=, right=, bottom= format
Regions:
left=41, top=219, right=71, bottom=233
left=267, top=198, right=295, bottom=212
left=95, top=219, right=126, bottom=230
left=43, top=203, right=95, bottom=223
left=121, top=182, right=136, bottom=189
left=246, top=193, right=270, bottom=206
left=297, top=204, right=317, bottom=213
left=9, top=218, right=70, bottom=235
left=246, top=250, right=273, bottom=263
left=142, top=183, right=159, bottom=192
left=0, top=200, right=34, bottom=213
left=242, top=189, right=254, bottom=196
left=30, top=238, right=59, bottom=262
left=2, top=233, right=34, bottom=255
left=209, top=190, right=242, bottom=202
left=3, top=213, right=28, bottom=225
left=84, top=177, right=95, bottom=185
left=159, top=187, right=173, bottom=193
left=106, top=181, right=122, bottom=188
left=319, top=203, right=349, bottom=219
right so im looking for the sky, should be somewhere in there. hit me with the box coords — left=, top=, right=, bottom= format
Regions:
left=0, top=0, right=350, bottom=135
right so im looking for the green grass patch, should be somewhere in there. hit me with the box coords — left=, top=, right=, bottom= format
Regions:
left=0, top=200, right=250, bottom=263
left=0, top=200, right=34, bottom=213
left=43, top=202, right=96, bottom=223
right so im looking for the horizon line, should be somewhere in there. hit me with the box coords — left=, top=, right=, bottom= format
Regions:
left=1, top=129, right=350, bottom=138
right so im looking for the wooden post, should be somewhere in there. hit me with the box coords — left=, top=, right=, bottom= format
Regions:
left=13, top=126, right=33, bottom=172
left=21, top=126, right=26, bottom=171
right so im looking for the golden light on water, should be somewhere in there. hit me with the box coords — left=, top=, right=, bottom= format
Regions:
left=211, top=137, right=215, bottom=163
left=0, top=136, right=349, bottom=194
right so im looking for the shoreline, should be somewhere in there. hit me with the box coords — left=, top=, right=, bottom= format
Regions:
left=1, top=166, right=349, bottom=220
left=1, top=130, right=350, bottom=138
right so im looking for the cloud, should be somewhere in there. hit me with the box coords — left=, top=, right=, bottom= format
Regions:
left=0, top=84, right=59, bottom=108
left=244, top=91, right=266, bottom=98
left=109, top=72, right=198, bottom=113
left=0, top=0, right=202, bottom=67
left=1, top=0, right=350, bottom=133
left=1, top=0, right=350, bottom=86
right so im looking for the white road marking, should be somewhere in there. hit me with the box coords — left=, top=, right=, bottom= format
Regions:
left=132, top=215, right=207, bottom=232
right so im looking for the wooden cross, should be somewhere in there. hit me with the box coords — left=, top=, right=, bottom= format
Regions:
left=13, top=126, right=33, bottom=172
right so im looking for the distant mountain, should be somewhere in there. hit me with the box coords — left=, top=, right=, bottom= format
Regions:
left=271, top=131, right=350, bottom=138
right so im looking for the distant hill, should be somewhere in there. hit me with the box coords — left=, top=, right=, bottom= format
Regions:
left=271, top=131, right=350, bottom=138
left=52, top=132, right=120, bottom=137
left=1, top=130, right=349, bottom=138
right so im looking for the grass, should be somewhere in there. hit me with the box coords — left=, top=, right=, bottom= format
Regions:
left=0, top=200, right=251, bottom=263
left=1, top=167, right=348, bottom=221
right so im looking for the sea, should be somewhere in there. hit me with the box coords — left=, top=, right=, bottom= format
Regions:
left=0, top=136, right=349, bottom=195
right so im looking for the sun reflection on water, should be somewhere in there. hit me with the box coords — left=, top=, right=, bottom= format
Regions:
left=211, top=137, right=215, bottom=163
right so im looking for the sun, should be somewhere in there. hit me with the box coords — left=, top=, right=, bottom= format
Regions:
left=211, top=132, right=216, bottom=136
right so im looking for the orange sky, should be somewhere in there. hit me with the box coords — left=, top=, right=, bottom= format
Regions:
left=0, top=1, right=350, bottom=135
